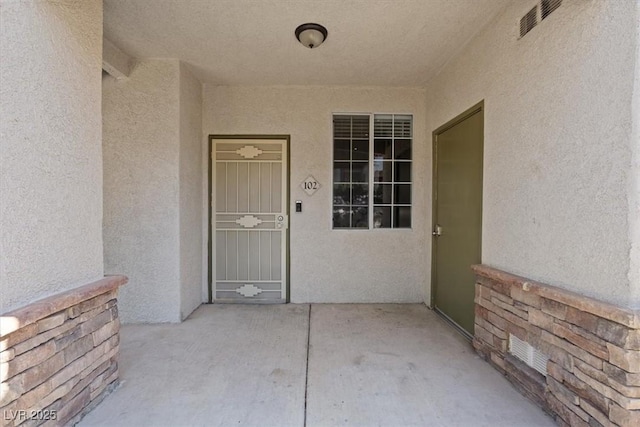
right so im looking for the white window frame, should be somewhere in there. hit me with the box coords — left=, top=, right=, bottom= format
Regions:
left=331, top=112, right=413, bottom=230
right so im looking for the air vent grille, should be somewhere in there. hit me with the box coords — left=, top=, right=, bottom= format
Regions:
left=519, top=0, right=562, bottom=39
left=520, top=6, right=538, bottom=38
left=509, top=334, right=549, bottom=376
left=541, top=0, right=562, bottom=20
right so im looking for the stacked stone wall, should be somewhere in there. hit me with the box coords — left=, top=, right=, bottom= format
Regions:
left=473, top=265, right=640, bottom=427
left=1, top=276, right=127, bottom=426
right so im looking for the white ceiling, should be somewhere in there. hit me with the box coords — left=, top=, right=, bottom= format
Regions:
left=104, top=0, right=511, bottom=86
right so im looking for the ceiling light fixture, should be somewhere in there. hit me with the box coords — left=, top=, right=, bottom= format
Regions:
left=295, top=23, right=328, bottom=49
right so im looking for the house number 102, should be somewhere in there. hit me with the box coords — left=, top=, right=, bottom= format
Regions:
left=303, top=181, right=318, bottom=190
left=301, top=175, right=321, bottom=196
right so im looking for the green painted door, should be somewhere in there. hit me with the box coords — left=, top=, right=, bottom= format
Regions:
left=433, top=105, right=483, bottom=336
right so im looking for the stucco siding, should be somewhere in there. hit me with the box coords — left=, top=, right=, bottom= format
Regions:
left=630, top=0, right=640, bottom=307
left=425, top=0, right=639, bottom=307
left=204, top=86, right=428, bottom=303
left=179, top=63, right=203, bottom=320
left=0, top=0, right=104, bottom=313
left=103, top=59, right=181, bottom=322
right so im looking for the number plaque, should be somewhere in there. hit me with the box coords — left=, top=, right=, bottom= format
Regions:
left=300, top=175, right=321, bottom=196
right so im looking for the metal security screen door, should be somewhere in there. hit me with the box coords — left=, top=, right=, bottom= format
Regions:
left=213, top=137, right=288, bottom=303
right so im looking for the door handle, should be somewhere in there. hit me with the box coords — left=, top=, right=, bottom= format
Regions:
left=276, top=214, right=289, bottom=230
left=432, top=224, right=442, bottom=237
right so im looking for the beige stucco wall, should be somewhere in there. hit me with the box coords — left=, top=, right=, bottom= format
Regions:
left=630, top=0, right=640, bottom=307
left=204, top=86, right=428, bottom=303
left=103, top=59, right=182, bottom=323
left=103, top=59, right=204, bottom=323
left=179, top=63, right=204, bottom=319
left=425, top=0, right=640, bottom=308
left=0, top=0, right=104, bottom=313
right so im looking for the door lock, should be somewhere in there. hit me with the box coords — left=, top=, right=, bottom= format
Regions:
left=432, top=224, right=442, bottom=237
left=276, top=214, right=289, bottom=230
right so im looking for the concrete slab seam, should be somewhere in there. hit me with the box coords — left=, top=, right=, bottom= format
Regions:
left=304, top=304, right=311, bottom=427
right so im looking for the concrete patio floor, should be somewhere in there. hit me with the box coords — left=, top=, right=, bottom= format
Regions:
left=79, top=304, right=555, bottom=427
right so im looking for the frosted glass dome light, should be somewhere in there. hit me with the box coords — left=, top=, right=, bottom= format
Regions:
left=295, top=23, right=328, bottom=49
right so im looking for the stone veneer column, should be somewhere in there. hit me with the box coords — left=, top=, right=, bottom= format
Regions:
left=0, top=276, right=127, bottom=426
left=472, top=265, right=640, bottom=427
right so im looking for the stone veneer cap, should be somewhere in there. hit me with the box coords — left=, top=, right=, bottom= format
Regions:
left=471, top=265, right=640, bottom=329
left=0, top=275, right=128, bottom=337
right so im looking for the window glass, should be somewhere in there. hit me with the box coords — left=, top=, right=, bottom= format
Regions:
left=373, top=114, right=412, bottom=228
left=373, top=184, right=392, bottom=204
left=373, top=160, right=393, bottom=183
left=332, top=115, right=370, bottom=228
left=351, top=163, right=368, bottom=183
left=352, top=140, right=369, bottom=160
left=373, top=206, right=391, bottom=228
left=333, top=114, right=412, bottom=229
left=374, top=139, right=392, bottom=159
left=394, top=139, right=411, bottom=160
left=394, top=162, right=411, bottom=182
left=334, top=140, right=350, bottom=160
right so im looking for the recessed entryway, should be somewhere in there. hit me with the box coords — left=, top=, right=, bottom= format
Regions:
left=209, top=135, right=290, bottom=303
left=432, top=102, right=484, bottom=336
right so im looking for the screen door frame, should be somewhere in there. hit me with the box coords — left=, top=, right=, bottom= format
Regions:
left=208, top=134, right=291, bottom=303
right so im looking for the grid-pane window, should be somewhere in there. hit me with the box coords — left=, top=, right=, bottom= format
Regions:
left=332, top=113, right=412, bottom=229
left=333, top=115, right=370, bottom=228
left=373, top=114, right=412, bottom=228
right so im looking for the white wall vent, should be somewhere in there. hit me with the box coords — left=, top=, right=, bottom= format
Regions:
left=519, top=0, right=562, bottom=38
left=519, top=6, right=538, bottom=38
left=541, top=0, right=562, bottom=20
left=509, top=334, right=549, bottom=376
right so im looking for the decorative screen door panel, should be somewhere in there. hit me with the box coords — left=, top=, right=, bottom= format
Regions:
left=214, top=139, right=288, bottom=303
